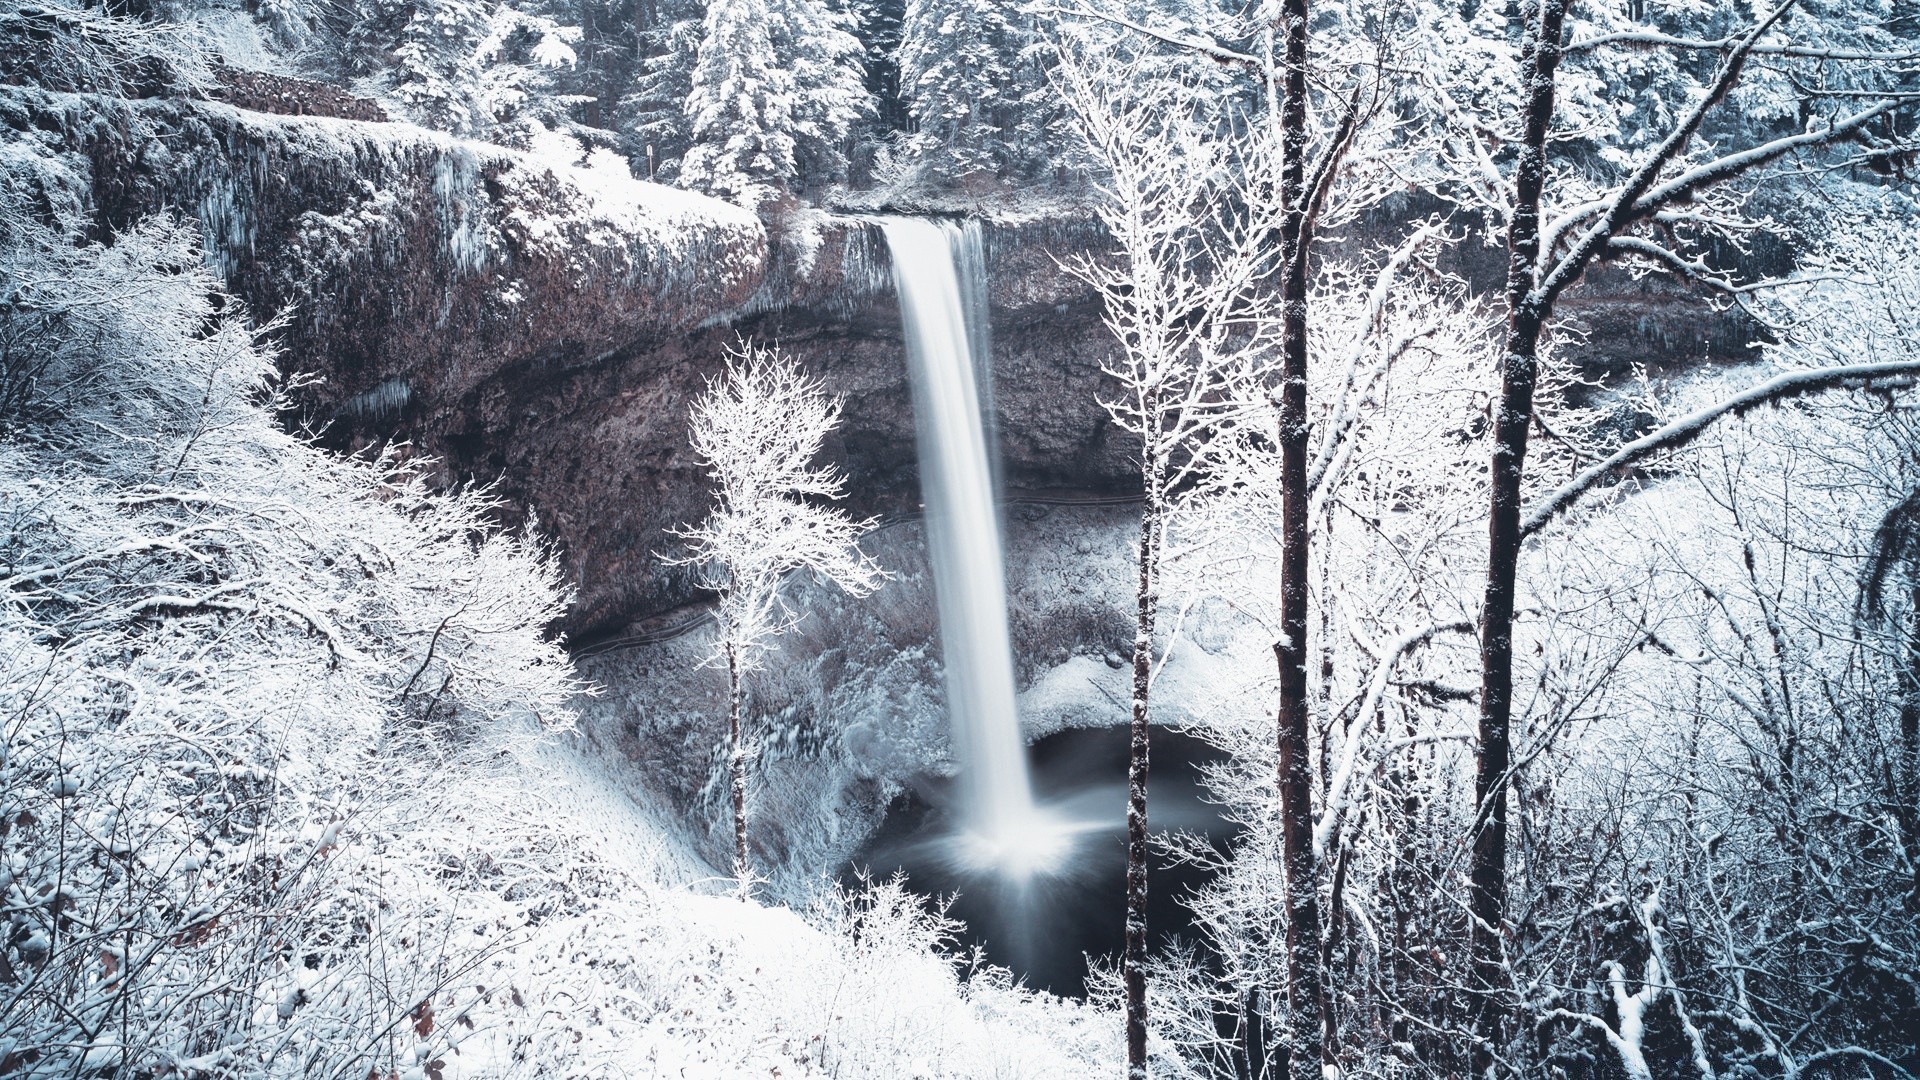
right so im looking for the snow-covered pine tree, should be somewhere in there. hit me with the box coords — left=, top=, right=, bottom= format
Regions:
left=345, top=0, right=496, bottom=134
left=853, top=0, right=908, bottom=134
left=623, top=0, right=703, bottom=180
left=679, top=0, right=796, bottom=207
left=897, top=0, right=1020, bottom=182
left=679, top=0, right=869, bottom=207
left=772, top=0, right=872, bottom=192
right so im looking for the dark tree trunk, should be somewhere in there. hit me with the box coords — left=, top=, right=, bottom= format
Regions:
left=727, top=641, right=750, bottom=896
left=1273, top=0, right=1327, bottom=1074
left=1472, top=0, right=1570, bottom=1071
left=1904, top=587, right=1920, bottom=908
left=1126, top=444, right=1162, bottom=1080
left=1385, top=709, right=1422, bottom=1068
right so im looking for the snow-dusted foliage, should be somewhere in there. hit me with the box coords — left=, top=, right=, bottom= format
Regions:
left=0, top=0, right=216, bottom=101
left=343, top=0, right=497, bottom=134
left=471, top=873, right=1117, bottom=1078
left=1125, top=223, right=1920, bottom=1078
left=890, top=0, right=1083, bottom=188
left=677, top=0, right=798, bottom=209
left=0, top=208, right=581, bottom=1073
left=622, top=0, right=703, bottom=182
left=896, top=0, right=1023, bottom=182
left=679, top=0, right=870, bottom=207
left=669, top=342, right=884, bottom=889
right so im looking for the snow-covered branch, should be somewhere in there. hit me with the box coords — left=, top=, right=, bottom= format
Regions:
left=1313, top=620, right=1472, bottom=859
left=1520, top=361, right=1920, bottom=538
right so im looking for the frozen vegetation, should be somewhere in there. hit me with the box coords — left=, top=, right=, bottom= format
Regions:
left=4, top=0, right=1920, bottom=1074
left=0, top=206, right=1115, bottom=1077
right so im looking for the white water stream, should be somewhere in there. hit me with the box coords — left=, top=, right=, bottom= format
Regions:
left=878, top=217, right=1054, bottom=868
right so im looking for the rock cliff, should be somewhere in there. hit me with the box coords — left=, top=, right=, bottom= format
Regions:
left=2, top=82, right=1758, bottom=642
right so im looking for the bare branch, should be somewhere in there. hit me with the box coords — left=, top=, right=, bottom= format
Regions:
left=1048, top=4, right=1260, bottom=67
left=1565, top=30, right=1919, bottom=62
left=1520, top=360, right=1920, bottom=538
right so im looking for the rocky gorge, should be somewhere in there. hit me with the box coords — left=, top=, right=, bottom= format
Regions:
left=2, top=77, right=1761, bottom=650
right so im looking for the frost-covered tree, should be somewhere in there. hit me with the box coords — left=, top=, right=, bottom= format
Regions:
left=773, top=0, right=873, bottom=190
left=1490, top=228, right=1920, bottom=1076
left=896, top=0, right=1043, bottom=183
left=1053, top=4, right=1443, bottom=1069
left=344, top=0, right=496, bottom=133
left=679, top=0, right=869, bottom=206
left=1056, top=39, right=1281, bottom=1077
left=670, top=342, right=884, bottom=893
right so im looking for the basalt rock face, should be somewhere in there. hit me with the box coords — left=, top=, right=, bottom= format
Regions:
left=449, top=217, right=1138, bottom=643
left=5, top=85, right=767, bottom=422
left=3, top=81, right=1136, bottom=639
left=4, top=80, right=1759, bottom=643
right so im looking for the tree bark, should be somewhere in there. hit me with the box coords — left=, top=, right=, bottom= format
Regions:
left=1472, top=0, right=1570, bottom=1071
left=1272, top=0, right=1327, bottom=1074
left=1126, top=458, right=1161, bottom=1080
left=728, top=640, right=751, bottom=897
left=1904, top=586, right=1920, bottom=908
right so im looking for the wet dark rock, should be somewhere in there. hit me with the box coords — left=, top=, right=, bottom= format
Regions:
left=205, top=66, right=389, bottom=122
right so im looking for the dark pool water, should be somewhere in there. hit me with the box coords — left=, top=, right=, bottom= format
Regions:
left=845, top=725, right=1240, bottom=997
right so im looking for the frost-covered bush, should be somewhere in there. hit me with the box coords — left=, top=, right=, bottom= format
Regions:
left=467, top=874, right=1117, bottom=1079
left=0, top=0, right=215, bottom=100
left=0, top=213, right=581, bottom=1076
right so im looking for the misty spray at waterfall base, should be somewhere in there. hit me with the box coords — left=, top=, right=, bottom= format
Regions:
left=853, top=219, right=1239, bottom=996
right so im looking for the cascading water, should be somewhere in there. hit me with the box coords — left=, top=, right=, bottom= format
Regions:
left=855, top=219, right=1238, bottom=989
left=878, top=217, right=1066, bottom=875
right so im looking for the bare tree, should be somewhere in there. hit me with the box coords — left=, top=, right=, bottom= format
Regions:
left=670, top=340, right=884, bottom=896
left=1055, top=39, right=1279, bottom=1078
left=1462, top=1, right=1920, bottom=1065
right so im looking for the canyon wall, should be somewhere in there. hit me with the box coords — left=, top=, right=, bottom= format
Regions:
left=3, top=82, right=1759, bottom=642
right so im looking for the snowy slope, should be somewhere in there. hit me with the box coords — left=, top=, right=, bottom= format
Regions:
left=0, top=184, right=1115, bottom=1080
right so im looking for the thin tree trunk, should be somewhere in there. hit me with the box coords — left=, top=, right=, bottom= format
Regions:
left=1472, top=0, right=1569, bottom=1071
left=1126, top=466, right=1161, bottom=1080
left=728, top=641, right=750, bottom=897
left=1386, top=707, right=1421, bottom=1067
left=1273, top=0, right=1326, bottom=1073
left=1904, top=587, right=1920, bottom=908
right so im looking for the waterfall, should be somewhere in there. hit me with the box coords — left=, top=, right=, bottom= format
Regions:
left=877, top=217, right=1043, bottom=863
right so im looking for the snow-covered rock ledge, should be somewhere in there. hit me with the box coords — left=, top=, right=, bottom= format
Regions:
left=0, top=83, right=767, bottom=418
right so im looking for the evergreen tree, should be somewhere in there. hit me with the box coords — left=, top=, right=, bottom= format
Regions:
left=679, top=0, right=797, bottom=207
left=897, top=0, right=1020, bottom=181
left=622, top=0, right=702, bottom=180
left=679, top=0, right=870, bottom=206
left=772, top=0, right=871, bottom=191
left=853, top=0, right=908, bottom=134
left=345, top=0, right=496, bottom=134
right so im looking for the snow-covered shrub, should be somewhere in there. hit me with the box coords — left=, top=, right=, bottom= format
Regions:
left=459, top=872, right=1118, bottom=1079
left=0, top=212, right=580, bottom=1076
left=0, top=0, right=215, bottom=100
